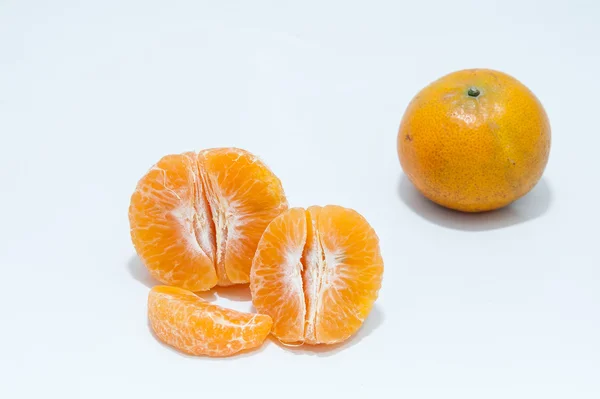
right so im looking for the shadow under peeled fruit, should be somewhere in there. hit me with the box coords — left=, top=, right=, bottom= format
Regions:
left=250, top=205, right=384, bottom=346
left=148, top=285, right=272, bottom=357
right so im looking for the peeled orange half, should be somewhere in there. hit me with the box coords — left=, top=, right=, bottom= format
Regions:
left=250, top=206, right=384, bottom=345
left=129, top=148, right=288, bottom=291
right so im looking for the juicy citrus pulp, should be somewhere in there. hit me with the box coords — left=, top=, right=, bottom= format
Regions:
left=250, top=205, right=383, bottom=345
left=148, top=285, right=273, bottom=357
left=129, top=148, right=288, bottom=291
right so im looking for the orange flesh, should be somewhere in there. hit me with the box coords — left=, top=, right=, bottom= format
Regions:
left=249, top=208, right=307, bottom=342
left=250, top=205, right=383, bottom=345
left=148, top=286, right=273, bottom=357
left=129, top=148, right=288, bottom=291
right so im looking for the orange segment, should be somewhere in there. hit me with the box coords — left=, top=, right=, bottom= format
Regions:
left=129, top=153, right=218, bottom=291
left=199, top=148, right=289, bottom=285
left=250, top=205, right=383, bottom=345
left=148, top=286, right=273, bottom=357
left=129, top=148, right=288, bottom=291
left=311, top=205, right=383, bottom=344
left=249, top=208, right=307, bottom=342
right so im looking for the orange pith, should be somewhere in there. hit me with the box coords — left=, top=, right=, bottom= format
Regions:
left=398, top=68, right=551, bottom=212
left=250, top=205, right=383, bottom=345
left=129, top=148, right=288, bottom=291
left=148, top=286, right=273, bottom=357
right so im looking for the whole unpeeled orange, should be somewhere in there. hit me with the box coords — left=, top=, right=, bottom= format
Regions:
left=398, top=69, right=551, bottom=212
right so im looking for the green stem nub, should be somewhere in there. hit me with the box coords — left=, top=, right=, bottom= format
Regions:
left=468, top=87, right=480, bottom=97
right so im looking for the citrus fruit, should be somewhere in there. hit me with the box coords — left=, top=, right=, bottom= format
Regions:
left=397, top=68, right=551, bottom=212
left=250, top=205, right=383, bottom=345
left=148, top=285, right=273, bottom=357
left=129, top=148, right=288, bottom=291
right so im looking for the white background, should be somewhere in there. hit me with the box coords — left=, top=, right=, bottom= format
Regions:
left=1, top=1, right=599, bottom=398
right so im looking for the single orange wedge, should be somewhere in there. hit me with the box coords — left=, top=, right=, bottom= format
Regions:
left=148, top=286, right=273, bottom=357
